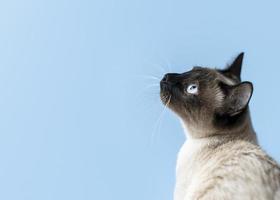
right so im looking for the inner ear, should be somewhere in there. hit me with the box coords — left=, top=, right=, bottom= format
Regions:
left=219, top=81, right=253, bottom=116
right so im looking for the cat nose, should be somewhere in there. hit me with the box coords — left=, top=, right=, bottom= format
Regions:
left=161, top=73, right=180, bottom=84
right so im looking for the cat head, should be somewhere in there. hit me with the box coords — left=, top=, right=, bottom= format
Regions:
left=160, top=53, right=253, bottom=138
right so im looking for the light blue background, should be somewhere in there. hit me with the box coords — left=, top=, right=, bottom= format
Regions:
left=0, top=0, right=279, bottom=199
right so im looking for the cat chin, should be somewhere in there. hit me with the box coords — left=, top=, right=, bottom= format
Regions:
left=160, top=93, right=170, bottom=104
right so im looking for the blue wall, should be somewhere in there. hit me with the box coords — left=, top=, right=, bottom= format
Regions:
left=0, top=0, right=279, bottom=199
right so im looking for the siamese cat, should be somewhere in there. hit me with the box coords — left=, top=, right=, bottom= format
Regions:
left=160, top=53, right=280, bottom=200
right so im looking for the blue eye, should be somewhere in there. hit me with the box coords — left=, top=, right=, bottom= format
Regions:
left=186, top=84, right=198, bottom=94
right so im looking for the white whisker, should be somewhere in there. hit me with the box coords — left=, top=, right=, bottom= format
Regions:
left=150, top=95, right=172, bottom=146
left=152, top=63, right=167, bottom=74
left=135, top=84, right=160, bottom=105
left=166, top=59, right=172, bottom=72
left=141, top=75, right=161, bottom=81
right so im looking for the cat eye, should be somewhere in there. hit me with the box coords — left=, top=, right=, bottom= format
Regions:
left=186, top=84, right=198, bottom=94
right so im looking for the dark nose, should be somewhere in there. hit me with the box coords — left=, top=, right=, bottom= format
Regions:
left=161, top=73, right=180, bottom=84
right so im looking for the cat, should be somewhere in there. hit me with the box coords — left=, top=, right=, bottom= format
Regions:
left=160, top=53, right=280, bottom=200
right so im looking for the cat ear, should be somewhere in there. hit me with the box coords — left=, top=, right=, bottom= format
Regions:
left=220, top=52, right=244, bottom=81
left=219, top=81, right=253, bottom=116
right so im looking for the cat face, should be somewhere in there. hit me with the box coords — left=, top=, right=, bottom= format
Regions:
left=160, top=53, right=253, bottom=137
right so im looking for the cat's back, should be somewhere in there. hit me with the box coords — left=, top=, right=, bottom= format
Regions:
left=179, top=139, right=280, bottom=200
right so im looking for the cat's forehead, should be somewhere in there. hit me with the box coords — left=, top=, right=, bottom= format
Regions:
left=192, top=66, right=214, bottom=73
left=184, top=66, right=235, bottom=85
left=180, top=66, right=216, bottom=81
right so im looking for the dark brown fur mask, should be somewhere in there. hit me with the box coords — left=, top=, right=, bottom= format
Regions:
left=160, top=53, right=253, bottom=138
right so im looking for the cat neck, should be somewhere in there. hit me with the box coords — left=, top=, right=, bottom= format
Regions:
left=181, top=112, right=258, bottom=145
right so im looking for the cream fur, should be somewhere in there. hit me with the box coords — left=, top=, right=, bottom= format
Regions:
left=174, top=121, right=280, bottom=200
